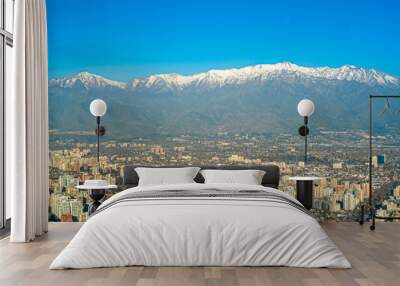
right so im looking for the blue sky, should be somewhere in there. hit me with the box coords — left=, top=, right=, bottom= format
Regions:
left=47, top=0, right=400, bottom=81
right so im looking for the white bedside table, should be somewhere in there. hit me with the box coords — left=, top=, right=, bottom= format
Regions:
left=77, top=180, right=117, bottom=215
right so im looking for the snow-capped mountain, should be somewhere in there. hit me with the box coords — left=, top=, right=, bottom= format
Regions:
left=49, top=72, right=126, bottom=89
left=127, top=62, right=399, bottom=89
left=50, top=63, right=399, bottom=91
left=49, top=62, right=400, bottom=138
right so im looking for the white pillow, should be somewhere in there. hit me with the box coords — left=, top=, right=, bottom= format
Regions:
left=200, top=169, right=266, bottom=185
left=135, top=167, right=200, bottom=186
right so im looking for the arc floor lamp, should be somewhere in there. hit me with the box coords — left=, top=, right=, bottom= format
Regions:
left=359, top=95, right=400, bottom=231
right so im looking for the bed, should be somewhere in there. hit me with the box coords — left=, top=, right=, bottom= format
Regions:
left=50, top=165, right=351, bottom=269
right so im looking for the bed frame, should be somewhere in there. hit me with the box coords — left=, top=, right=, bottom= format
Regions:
left=122, top=165, right=280, bottom=189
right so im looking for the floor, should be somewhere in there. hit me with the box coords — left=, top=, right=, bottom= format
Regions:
left=0, top=222, right=399, bottom=286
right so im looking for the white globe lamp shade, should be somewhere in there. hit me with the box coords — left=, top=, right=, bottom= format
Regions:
left=297, top=99, right=315, bottom=117
left=90, top=99, right=107, bottom=117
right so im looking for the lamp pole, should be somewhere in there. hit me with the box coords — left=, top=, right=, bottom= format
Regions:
left=304, top=116, right=308, bottom=163
left=96, top=116, right=100, bottom=163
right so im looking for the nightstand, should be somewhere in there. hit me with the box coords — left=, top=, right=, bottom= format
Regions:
left=289, top=177, right=319, bottom=210
left=77, top=180, right=117, bottom=215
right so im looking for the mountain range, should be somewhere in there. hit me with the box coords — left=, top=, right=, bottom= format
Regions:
left=49, top=62, right=400, bottom=139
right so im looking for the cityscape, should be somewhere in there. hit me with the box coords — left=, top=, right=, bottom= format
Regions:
left=48, top=128, right=400, bottom=222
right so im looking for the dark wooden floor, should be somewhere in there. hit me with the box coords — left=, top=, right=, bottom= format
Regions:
left=0, top=222, right=399, bottom=286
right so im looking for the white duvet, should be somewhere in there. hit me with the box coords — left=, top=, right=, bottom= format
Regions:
left=50, top=183, right=351, bottom=269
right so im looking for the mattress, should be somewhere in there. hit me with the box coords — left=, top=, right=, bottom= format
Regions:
left=50, top=183, right=351, bottom=269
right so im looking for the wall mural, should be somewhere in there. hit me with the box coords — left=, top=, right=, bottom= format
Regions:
left=47, top=0, right=400, bottom=222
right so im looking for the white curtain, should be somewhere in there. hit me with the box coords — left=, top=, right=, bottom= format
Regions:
left=7, top=0, right=49, bottom=242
